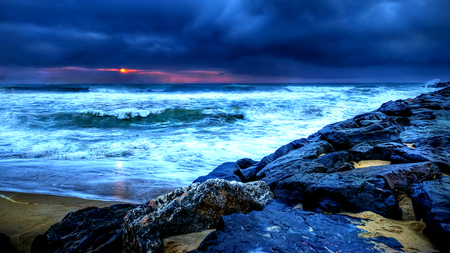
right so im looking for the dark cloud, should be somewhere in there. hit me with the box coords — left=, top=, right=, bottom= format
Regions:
left=0, top=0, right=449, bottom=82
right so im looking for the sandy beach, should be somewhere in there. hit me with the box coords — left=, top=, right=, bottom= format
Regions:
left=0, top=191, right=131, bottom=253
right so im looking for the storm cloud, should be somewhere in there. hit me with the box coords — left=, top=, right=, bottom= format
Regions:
left=0, top=0, right=449, bottom=83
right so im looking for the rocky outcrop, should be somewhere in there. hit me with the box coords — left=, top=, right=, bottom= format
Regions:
left=31, top=204, right=136, bottom=253
left=428, top=81, right=450, bottom=88
left=192, top=207, right=403, bottom=253
left=122, top=179, right=273, bottom=253
left=411, top=176, right=450, bottom=252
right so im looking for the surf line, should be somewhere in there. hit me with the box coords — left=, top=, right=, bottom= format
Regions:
left=0, top=194, right=30, bottom=204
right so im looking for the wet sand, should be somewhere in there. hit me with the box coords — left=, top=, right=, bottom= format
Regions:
left=345, top=211, right=438, bottom=252
left=0, top=191, right=130, bottom=253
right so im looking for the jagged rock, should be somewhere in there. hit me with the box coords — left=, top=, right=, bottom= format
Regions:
left=235, top=158, right=257, bottom=170
left=192, top=208, right=403, bottom=253
left=122, top=179, right=273, bottom=253
left=271, top=162, right=440, bottom=219
left=428, top=81, right=450, bottom=88
left=0, top=233, right=19, bottom=253
left=193, top=162, right=243, bottom=183
left=318, top=119, right=402, bottom=150
left=400, top=86, right=450, bottom=172
left=240, top=138, right=309, bottom=181
left=30, top=204, right=136, bottom=253
left=411, top=176, right=450, bottom=252
left=377, top=100, right=412, bottom=117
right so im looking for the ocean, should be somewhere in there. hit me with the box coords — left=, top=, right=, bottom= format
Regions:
left=0, top=83, right=435, bottom=203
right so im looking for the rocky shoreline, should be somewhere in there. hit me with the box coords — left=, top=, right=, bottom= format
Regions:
left=3, top=85, right=449, bottom=252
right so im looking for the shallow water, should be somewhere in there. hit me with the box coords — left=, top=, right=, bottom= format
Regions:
left=0, top=83, right=434, bottom=203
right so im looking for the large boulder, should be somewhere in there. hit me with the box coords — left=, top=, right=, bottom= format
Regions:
left=193, top=208, right=403, bottom=253
left=122, top=179, right=273, bottom=253
left=31, top=204, right=136, bottom=253
left=411, top=176, right=450, bottom=252
left=271, top=162, right=440, bottom=219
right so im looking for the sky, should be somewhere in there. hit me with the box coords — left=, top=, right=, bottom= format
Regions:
left=0, top=0, right=449, bottom=84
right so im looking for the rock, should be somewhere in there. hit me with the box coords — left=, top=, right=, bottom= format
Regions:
left=271, top=162, right=440, bottom=219
left=428, top=81, right=450, bottom=88
left=122, top=179, right=273, bottom=253
left=411, top=176, right=450, bottom=252
left=192, top=208, right=404, bottom=253
left=400, top=86, right=450, bottom=172
left=0, top=233, right=19, bottom=253
left=318, top=119, right=402, bottom=150
left=30, top=204, right=136, bottom=253
left=377, top=100, right=412, bottom=117
left=193, top=162, right=243, bottom=183
left=240, top=138, right=309, bottom=181
left=235, top=158, right=257, bottom=170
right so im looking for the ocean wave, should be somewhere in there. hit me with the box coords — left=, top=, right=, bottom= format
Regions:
left=0, top=85, right=89, bottom=93
left=424, top=78, right=441, bottom=87
left=29, top=108, right=246, bottom=129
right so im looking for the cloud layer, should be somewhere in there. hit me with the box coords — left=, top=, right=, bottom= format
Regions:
left=1, top=0, right=449, bottom=83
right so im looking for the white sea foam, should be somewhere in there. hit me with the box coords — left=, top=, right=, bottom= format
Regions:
left=424, top=78, right=441, bottom=87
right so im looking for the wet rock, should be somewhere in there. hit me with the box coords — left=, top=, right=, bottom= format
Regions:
left=122, top=179, right=273, bottom=253
left=428, top=81, right=450, bottom=88
left=319, top=120, right=402, bottom=150
left=235, top=158, right=257, bottom=170
left=377, top=100, right=412, bottom=117
left=0, top=233, right=19, bottom=253
left=271, top=162, right=440, bottom=219
left=411, top=176, right=450, bottom=252
left=400, top=86, right=450, bottom=172
left=192, top=208, right=402, bottom=253
left=193, top=162, right=243, bottom=183
left=31, top=204, right=136, bottom=253
left=240, top=138, right=309, bottom=181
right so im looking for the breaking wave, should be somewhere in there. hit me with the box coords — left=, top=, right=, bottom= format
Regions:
left=34, top=108, right=245, bottom=129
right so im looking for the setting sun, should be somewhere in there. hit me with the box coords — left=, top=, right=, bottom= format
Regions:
left=120, top=68, right=126, bottom=73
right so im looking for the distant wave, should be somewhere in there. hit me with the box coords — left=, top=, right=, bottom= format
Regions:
left=0, top=85, right=89, bottom=92
left=32, top=108, right=245, bottom=129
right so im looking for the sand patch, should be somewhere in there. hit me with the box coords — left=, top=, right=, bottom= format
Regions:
left=0, top=191, right=129, bottom=253
left=163, top=229, right=215, bottom=253
left=352, top=160, right=391, bottom=168
left=403, top=143, right=416, bottom=149
left=344, top=211, right=438, bottom=252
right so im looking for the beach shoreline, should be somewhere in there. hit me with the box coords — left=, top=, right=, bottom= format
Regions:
left=0, top=191, right=131, bottom=253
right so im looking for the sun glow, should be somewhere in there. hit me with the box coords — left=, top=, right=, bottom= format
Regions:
left=120, top=68, right=126, bottom=73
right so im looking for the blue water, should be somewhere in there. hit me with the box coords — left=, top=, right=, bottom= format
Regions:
left=0, top=83, right=435, bottom=203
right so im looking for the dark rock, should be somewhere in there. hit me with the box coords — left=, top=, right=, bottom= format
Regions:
left=319, top=120, right=402, bottom=150
left=0, top=233, right=19, bottom=253
left=193, top=208, right=401, bottom=253
left=122, top=179, right=273, bottom=253
left=411, top=177, right=450, bottom=252
left=240, top=138, right=309, bottom=181
left=255, top=140, right=335, bottom=184
left=377, top=100, right=412, bottom=117
left=348, top=142, right=374, bottom=160
left=428, top=81, right=450, bottom=88
left=235, top=158, right=257, bottom=170
left=271, top=162, right=440, bottom=219
left=30, top=204, right=136, bottom=253
left=193, top=162, right=243, bottom=183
